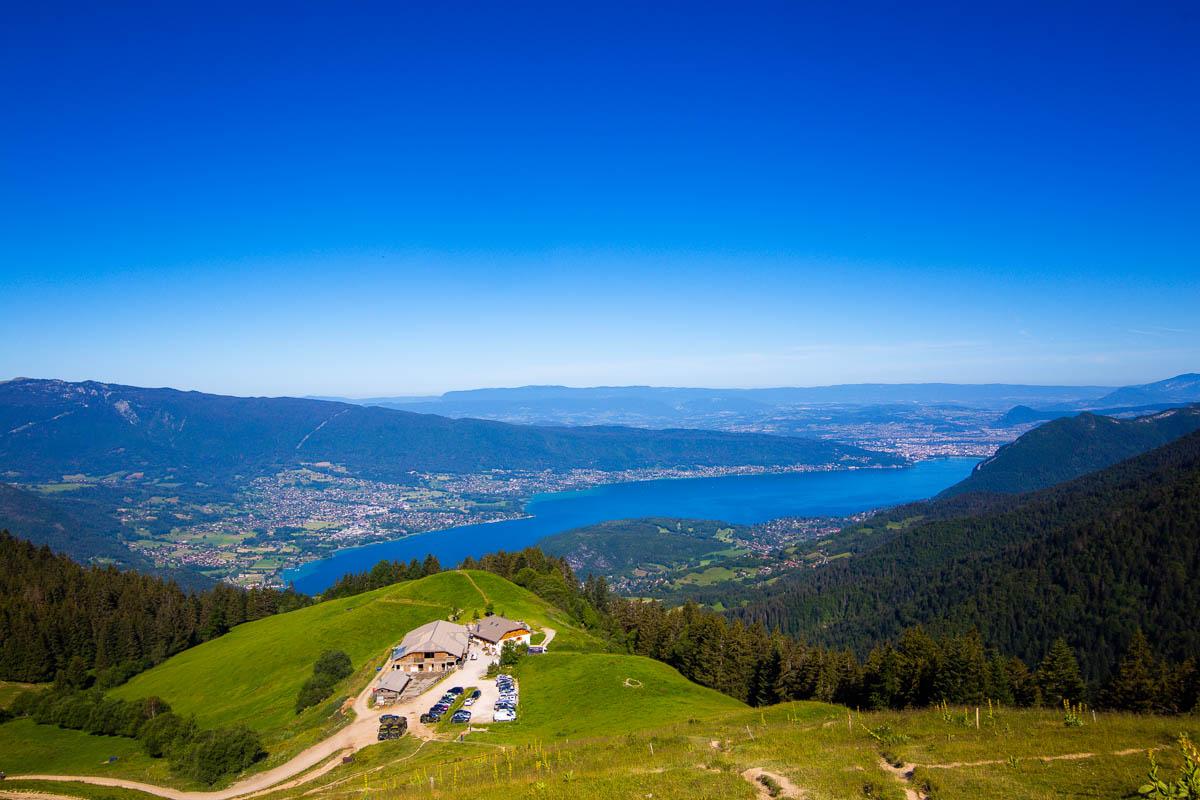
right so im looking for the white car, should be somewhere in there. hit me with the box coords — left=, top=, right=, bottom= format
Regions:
left=493, top=709, right=516, bottom=722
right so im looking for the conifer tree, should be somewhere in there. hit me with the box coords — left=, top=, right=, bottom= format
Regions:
left=1037, top=638, right=1087, bottom=705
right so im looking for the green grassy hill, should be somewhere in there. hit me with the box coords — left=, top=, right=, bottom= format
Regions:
left=493, top=652, right=745, bottom=741
left=112, top=571, right=581, bottom=737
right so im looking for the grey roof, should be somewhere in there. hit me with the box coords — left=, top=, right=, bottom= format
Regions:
left=473, top=615, right=530, bottom=643
left=393, top=620, right=469, bottom=660
left=377, top=672, right=411, bottom=693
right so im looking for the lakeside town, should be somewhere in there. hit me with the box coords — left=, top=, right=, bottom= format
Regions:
left=111, top=460, right=902, bottom=586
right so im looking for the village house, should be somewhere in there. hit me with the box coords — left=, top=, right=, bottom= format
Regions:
left=472, top=615, right=532, bottom=648
left=391, top=620, right=469, bottom=673
left=373, top=670, right=411, bottom=705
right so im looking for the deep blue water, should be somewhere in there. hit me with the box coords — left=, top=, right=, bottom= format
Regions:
left=284, top=458, right=978, bottom=593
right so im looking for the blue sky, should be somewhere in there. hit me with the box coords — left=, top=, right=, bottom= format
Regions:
left=2, top=2, right=1196, bottom=396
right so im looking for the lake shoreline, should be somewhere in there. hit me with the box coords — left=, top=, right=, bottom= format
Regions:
left=283, top=457, right=979, bottom=594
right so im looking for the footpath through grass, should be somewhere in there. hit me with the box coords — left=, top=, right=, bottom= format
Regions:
left=253, top=704, right=1198, bottom=800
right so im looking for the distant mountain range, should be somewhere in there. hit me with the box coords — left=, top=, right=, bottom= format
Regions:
left=313, top=377, right=1200, bottom=437
left=942, top=404, right=1200, bottom=497
left=319, top=382, right=1118, bottom=422
left=995, top=374, right=1200, bottom=428
left=0, top=378, right=898, bottom=485
left=1095, top=372, right=1200, bottom=407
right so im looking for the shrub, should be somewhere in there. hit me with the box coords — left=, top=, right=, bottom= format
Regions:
left=170, top=725, right=264, bottom=785
left=1138, top=734, right=1200, bottom=798
left=138, top=712, right=195, bottom=758
left=295, top=675, right=335, bottom=713
left=295, top=650, right=352, bottom=714
left=313, top=650, right=353, bottom=682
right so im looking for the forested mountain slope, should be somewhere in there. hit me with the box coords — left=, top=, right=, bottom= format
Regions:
left=734, top=429, right=1200, bottom=683
left=0, top=378, right=897, bottom=483
left=941, top=404, right=1200, bottom=497
left=0, top=532, right=306, bottom=683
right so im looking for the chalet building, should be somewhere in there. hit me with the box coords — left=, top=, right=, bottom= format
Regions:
left=473, top=615, right=532, bottom=648
left=391, top=620, right=469, bottom=673
left=373, top=670, right=411, bottom=705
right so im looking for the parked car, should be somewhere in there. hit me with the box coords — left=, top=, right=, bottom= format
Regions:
left=463, top=696, right=476, bottom=707
left=377, top=717, right=407, bottom=740
left=493, top=709, right=516, bottom=722
left=448, top=686, right=464, bottom=695
left=451, top=709, right=471, bottom=723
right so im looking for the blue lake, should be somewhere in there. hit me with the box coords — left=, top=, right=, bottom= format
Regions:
left=284, top=457, right=979, bottom=593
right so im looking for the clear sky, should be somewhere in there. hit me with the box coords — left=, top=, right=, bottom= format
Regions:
left=2, top=2, right=1197, bottom=396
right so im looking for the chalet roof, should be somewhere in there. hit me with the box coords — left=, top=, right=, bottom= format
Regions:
left=392, top=620, right=469, bottom=660
left=473, top=615, right=530, bottom=644
left=377, top=671, right=411, bottom=693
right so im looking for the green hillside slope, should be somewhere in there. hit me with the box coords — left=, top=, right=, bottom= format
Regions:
left=111, top=571, right=585, bottom=754
left=493, top=652, right=745, bottom=741
left=940, top=404, right=1200, bottom=497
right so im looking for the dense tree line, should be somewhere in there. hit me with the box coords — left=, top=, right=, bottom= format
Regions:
left=320, top=555, right=442, bottom=600
left=0, top=531, right=309, bottom=683
left=8, top=688, right=263, bottom=784
left=606, top=597, right=1199, bottom=712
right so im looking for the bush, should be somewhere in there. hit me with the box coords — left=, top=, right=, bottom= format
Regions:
left=313, top=650, right=352, bottom=682
left=500, top=640, right=528, bottom=669
left=295, top=650, right=352, bottom=713
left=170, top=725, right=264, bottom=785
left=138, top=712, right=195, bottom=758
left=295, top=674, right=335, bottom=714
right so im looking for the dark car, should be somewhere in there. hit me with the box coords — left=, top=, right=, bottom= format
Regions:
left=469, top=689, right=481, bottom=699
left=425, top=708, right=445, bottom=722
left=451, top=709, right=471, bottom=723
left=448, top=686, right=464, bottom=695
left=378, top=716, right=407, bottom=739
